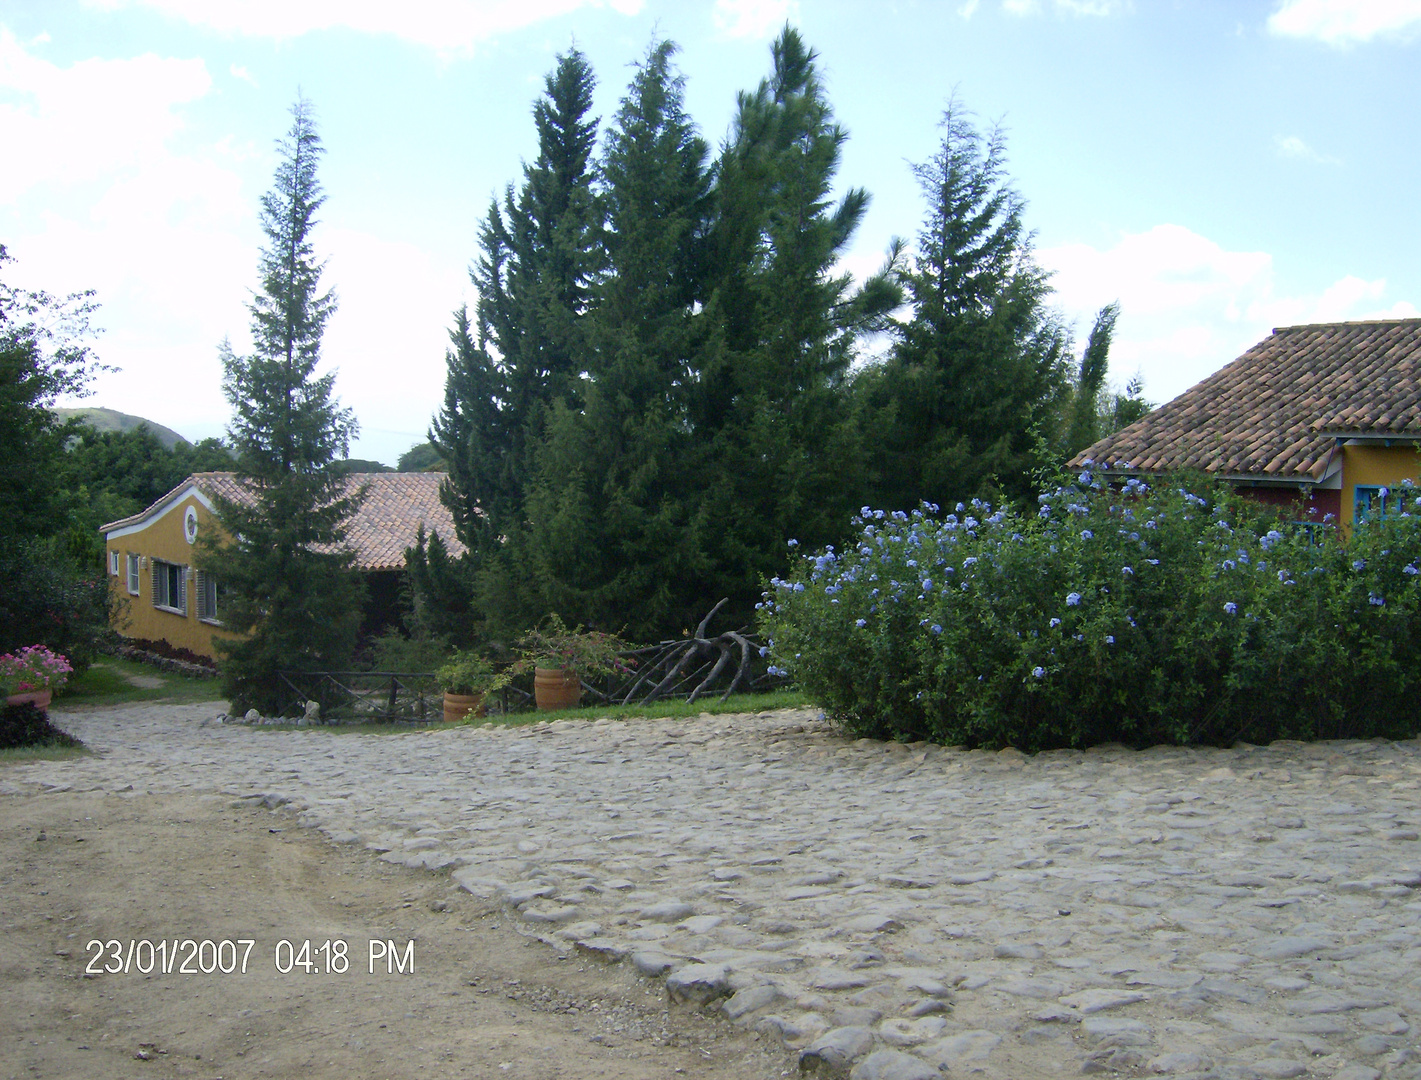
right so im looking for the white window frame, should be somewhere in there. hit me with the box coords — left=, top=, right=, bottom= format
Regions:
left=126, top=553, right=141, bottom=596
left=109, top=550, right=120, bottom=576
left=151, top=559, right=187, bottom=615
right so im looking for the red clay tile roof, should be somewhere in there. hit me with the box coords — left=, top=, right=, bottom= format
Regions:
left=102, top=472, right=466, bottom=572
left=1071, top=318, right=1421, bottom=482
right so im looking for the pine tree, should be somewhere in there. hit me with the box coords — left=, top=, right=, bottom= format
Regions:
left=859, top=100, right=1070, bottom=511
left=692, top=27, right=900, bottom=623
left=513, top=39, right=715, bottom=638
left=201, top=98, right=364, bottom=713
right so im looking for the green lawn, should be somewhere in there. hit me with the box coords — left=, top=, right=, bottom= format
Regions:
left=471, top=687, right=811, bottom=727
left=242, top=688, right=811, bottom=735
left=55, top=657, right=227, bottom=707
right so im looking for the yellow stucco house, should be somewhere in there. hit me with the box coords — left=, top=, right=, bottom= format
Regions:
left=101, top=471, right=465, bottom=660
left=1073, top=318, right=1421, bottom=532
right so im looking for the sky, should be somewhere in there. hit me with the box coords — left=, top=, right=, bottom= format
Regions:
left=3, top=0, right=1419, bottom=466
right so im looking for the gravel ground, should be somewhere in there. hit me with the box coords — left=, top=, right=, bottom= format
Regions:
left=6, top=702, right=1421, bottom=1080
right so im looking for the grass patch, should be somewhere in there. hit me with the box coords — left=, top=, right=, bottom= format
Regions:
left=243, top=689, right=810, bottom=734
left=0, top=743, right=90, bottom=764
left=56, top=658, right=225, bottom=707
left=472, top=688, right=811, bottom=727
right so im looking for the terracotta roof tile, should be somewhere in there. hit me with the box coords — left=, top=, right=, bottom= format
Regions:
left=1071, top=318, right=1421, bottom=481
left=102, top=472, right=466, bottom=572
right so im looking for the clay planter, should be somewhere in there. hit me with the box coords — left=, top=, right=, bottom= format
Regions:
left=533, top=667, right=582, bottom=711
left=442, top=691, right=485, bottom=724
left=6, top=689, right=53, bottom=710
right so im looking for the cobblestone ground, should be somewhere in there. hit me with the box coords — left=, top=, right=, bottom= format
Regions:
left=9, top=704, right=1421, bottom=1080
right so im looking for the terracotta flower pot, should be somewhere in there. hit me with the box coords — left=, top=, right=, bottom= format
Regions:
left=533, top=667, right=582, bottom=711
left=442, top=691, right=485, bottom=724
left=6, top=689, right=52, bottom=710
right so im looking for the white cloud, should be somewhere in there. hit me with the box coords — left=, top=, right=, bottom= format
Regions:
left=0, top=25, right=212, bottom=202
left=228, top=62, right=257, bottom=86
left=85, top=0, right=644, bottom=55
left=1267, top=0, right=1421, bottom=45
left=317, top=228, right=472, bottom=464
left=0, top=28, right=255, bottom=433
left=712, top=0, right=800, bottom=39
left=1274, top=134, right=1341, bottom=164
left=1037, top=223, right=1418, bottom=404
left=1002, top=0, right=1125, bottom=15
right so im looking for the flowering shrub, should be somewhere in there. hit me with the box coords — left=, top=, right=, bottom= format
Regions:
left=0, top=645, right=74, bottom=695
left=759, top=473, right=1421, bottom=750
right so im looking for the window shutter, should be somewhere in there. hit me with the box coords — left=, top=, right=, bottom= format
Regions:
left=196, top=571, right=208, bottom=619
left=152, top=561, right=162, bottom=607
left=178, top=566, right=187, bottom=615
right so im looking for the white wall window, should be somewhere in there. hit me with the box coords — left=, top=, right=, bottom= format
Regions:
left=196, top=570, right=219, bottom=624
left=126, top=554, right=141, bottom=596
left=151, top=559, right=187, bottom=615
left=109, top=550, right=120, bottom=576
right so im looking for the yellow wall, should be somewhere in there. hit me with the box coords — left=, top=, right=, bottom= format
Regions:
left=105, top=490, right=239, bottom=660
left=1341, top=443, right=1421, bottom=531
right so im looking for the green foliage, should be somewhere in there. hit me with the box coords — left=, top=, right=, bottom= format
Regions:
left=396, top=442, right=445, bottom=472
left=0, top=702, right=82, bottom=750
left=509, top=614, right=637, bottom=679
left=856, top=102, right=1070, bottom=510
left=761, top=473, right=1421, bottom=750
left=0, top=247, right=112, bottom=666
left=430, top=30, right=899, bottom=643
left=435, top=649, right=497, bottom=694
left=0, top=244, right=106, bottom=543
left=51, top=425, right=232, bottom=570
left=200, top=98, right=365, bottom=714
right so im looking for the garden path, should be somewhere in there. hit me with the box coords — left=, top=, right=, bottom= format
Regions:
left=11, top=703, right=1421, bottom=1080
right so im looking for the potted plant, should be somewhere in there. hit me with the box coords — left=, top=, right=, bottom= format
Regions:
left=436, top=651, right=500, bottom=723
left=511, top=615, right=637, bottom=711
left=1, top=646, right=73, bottom=711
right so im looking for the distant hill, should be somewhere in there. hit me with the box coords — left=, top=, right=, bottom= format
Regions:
left=52, top=407, right=190, bottom=450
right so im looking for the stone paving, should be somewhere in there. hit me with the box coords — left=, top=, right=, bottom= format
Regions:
left=8, top=702, right=1421, bottom=1080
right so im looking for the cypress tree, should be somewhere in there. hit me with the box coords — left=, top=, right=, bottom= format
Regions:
left=693, top=27, right=900, bottom=624
left=201, top=97, right=364, bottom=713
left=514, top=39, right=715, bottom=638
left=859, top=101, right=1070, bottom=511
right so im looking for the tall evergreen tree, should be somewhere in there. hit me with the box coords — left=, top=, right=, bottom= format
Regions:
left=444, top=49, right=601, bottom=549
left=1064, top=300, right=1119, bottom=456
left=692, top=27, right=900, bottom=622
left=513, top=39, right=715, bottom=638
left=200, top=98, right=364, bottom=713
left=859, top=101, right=1070, bottom=511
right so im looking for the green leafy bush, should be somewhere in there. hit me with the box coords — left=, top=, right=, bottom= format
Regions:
left=759, top=472, right=1421, bottom=750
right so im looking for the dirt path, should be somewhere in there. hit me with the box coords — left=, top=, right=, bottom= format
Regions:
left=0, top=789, right=792, bottom=1080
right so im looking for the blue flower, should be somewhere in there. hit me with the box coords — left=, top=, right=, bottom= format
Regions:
left=793, top=582, right=805, bottom=592
left=1122, top=566, right=1133, bottom=576
left=1405, top=565, right=1419, bottom=576
left=758, top=646, right=769, bottom=656
left=855, top=618, right=866, bottom=628
left=1370, top=594, right=1386, bottom=606
left=787, top=538, right=799, bottom=547
left=1224, top=602, right=1237, bottom=615
left=1049, top=618, right=1061, bottom=628
left=1066, top=592, right=1081, bottom=606
left=1031, top=666, right=1045, bottom=678
left=931, top=624, right=943, bottom=635
left=1353, top=559, right=1366, bottom=571
left=1105, top=635, right=1115, bottom=645
left=922, top=579, right=933, bottom=591
left=1081, top=529, right=1093, bottom=540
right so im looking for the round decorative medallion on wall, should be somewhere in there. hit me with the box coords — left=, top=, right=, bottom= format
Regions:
left=184, top=505, right=199, bottom=544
